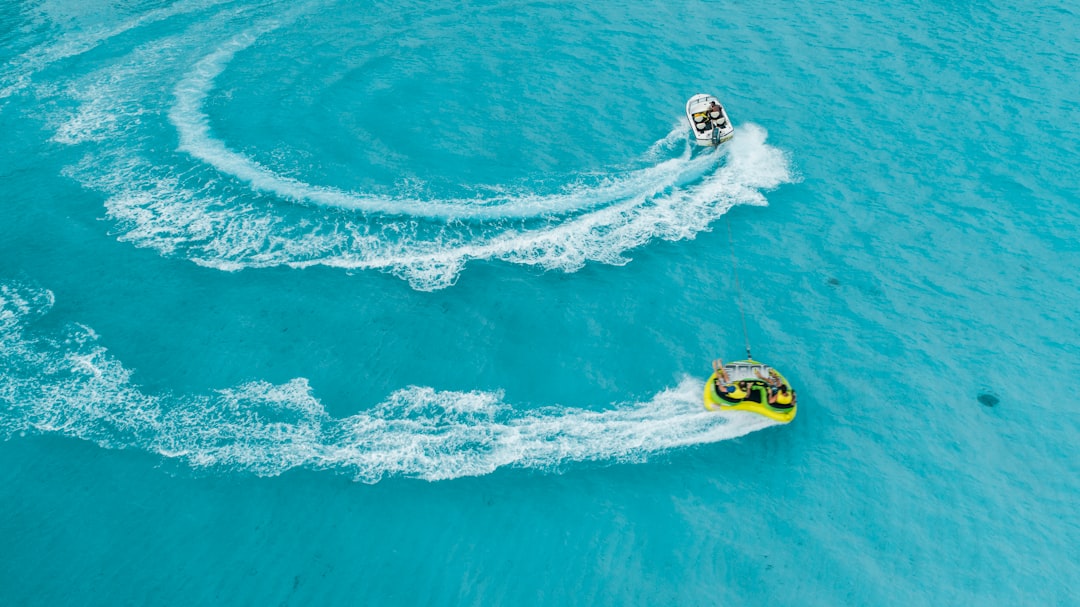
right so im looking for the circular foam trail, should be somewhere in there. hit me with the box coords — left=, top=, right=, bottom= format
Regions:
left=169, top=25, right=719, bottom=219
left=0, top=283, right=778, bottom=482
left=18, top=1, right=793, bottom=289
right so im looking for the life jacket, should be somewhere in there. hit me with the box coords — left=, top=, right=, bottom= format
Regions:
left=775, top=390, right=793, bottom=405
left=715, top=381, right=747, bottom=403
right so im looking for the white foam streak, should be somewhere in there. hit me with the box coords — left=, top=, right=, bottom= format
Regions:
left=0, top=0, right=233, bottom=101
left=169, top=28, right=702, bottom=219
left=81, top=122, right=788, bottom=290
left=0, top=284, right=776, bottom=482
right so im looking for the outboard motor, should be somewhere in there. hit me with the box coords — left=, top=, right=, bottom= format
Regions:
left=710, top=126, right=722, bottom=145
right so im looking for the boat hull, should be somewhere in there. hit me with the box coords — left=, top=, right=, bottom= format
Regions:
left=685, top=93, right=734, bottom=146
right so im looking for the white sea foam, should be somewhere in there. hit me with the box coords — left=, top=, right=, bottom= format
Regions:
left=0, top=0, right=234, bottom=101
left=0, top=284, right=777, bottom=482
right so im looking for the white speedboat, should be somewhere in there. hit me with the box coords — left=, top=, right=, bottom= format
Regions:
left=685, top=94, right=733, bottom=146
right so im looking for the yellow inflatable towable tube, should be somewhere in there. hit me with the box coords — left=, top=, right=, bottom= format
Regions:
left=704, top=359, right=797, bottom=423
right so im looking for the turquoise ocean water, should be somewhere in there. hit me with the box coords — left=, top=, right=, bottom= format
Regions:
left=2, top=0, right=1078, bottom=604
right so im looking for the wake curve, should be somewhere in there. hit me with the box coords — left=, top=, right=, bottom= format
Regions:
left=169, top=23, right=712, bottom=220
left=0, top=284, right=777, bottom=482
left=25, top=1, right=794, bottom=290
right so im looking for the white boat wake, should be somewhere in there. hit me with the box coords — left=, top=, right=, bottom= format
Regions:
left=0, top=284, right=778, bottom=483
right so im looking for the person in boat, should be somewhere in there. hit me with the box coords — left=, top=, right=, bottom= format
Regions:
left=712, top=359, right=729, bottom=380
left=754, top=367, right=783, bottom=389
left=754, top=367, right=794, bottom=407
left=768, top=384, right=795, bottom=407
left=707, top=101, right=728, bottom=129
left=712, top=359, right=749, bottom=401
